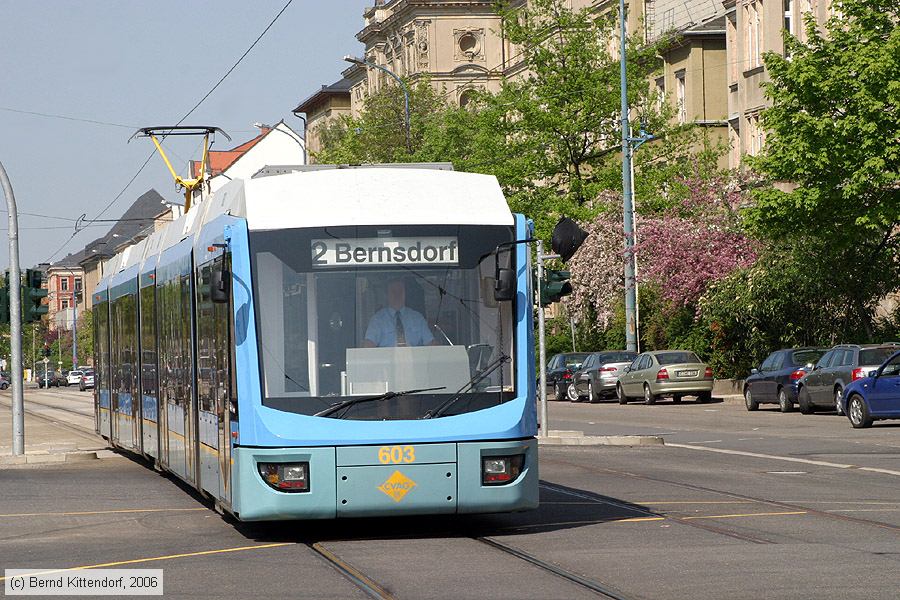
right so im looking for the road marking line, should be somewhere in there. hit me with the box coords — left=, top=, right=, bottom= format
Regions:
left=828, top=508, right=900, bottom=513
left=667, top=443, right=859, bottom=469
left=680, top=511, right=807, bottom=520
left=0, top=543, right=293, bottom=581
left=635, top=501, right=754, bottom=505
left=0, top=507, right=207, bottom=518
left=692, top=440, right=723, bottom=444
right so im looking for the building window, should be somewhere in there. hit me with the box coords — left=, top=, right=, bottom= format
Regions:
left=654, top=77, right=666, bottom=112
left=74, top=278, right=82, bottom=292
left=675, top=71, right=686, bottom=124
left=784, top=0, right=793, bottom=35
left=60, top=277, right=69, bottom=291
left=746, top=113, right=765, bottom=155
left=61, top=299, right=70, bottom=310
left=744, top=0, right=764, bottom=69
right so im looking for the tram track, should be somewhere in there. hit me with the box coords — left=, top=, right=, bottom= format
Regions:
left=543, top=456, right=900, bottom=535
left=0, top=393, right=99, bottom=438
left=474, top=536, right=635, bottom=599
left=309, top=542, right=396, bottom=600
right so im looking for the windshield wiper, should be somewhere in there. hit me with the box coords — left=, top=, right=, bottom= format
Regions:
left=314, top=386, right=447, bottom=419
left=423, top=355, right=510, bottom=419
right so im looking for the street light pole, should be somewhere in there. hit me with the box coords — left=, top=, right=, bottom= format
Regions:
left=344, top=55, right=411, bottom=153
left=619, top=0, right=638, bottom=353
left=0, top=159, right=25, bottom=455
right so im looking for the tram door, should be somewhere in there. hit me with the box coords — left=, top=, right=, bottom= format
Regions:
left=315, top=276, right=357, bottom=396
left=195, top=258, right=232, bottom=500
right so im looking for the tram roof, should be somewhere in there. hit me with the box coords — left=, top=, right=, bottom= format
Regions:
left=97, top=166, right=513, bottom=285
left=241, top=167, right=514, bottom=230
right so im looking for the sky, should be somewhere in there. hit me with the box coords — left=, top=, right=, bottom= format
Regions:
left=0, top=0, right=371, bottom=267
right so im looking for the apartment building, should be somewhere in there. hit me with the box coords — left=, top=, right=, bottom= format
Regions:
left=45, top=253, right=85, bottom=332
left=297, top=1, right=731, bottom=164
left=723, top=0, right=833, bottom=168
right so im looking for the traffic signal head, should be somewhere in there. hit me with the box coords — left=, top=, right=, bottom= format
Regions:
left=23, top=269, right=48, bottom=324
left=0, top=271, right=9, bottom=324
left=540, top=269, right=573, bottom=306
left=551, top=218, right=588, bottom=262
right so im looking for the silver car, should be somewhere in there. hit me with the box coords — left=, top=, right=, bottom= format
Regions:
left=570, top=351, right=637, bottom=402
left=617, top=350, right=714, bottom=405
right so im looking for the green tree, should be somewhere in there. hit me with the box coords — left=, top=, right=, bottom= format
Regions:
left=314, top=78, right=449, bottom=164
left=745, top=0, right=900, bottom=334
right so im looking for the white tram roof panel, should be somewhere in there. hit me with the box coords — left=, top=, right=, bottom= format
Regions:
left=241, top=167, right=514, bottom=230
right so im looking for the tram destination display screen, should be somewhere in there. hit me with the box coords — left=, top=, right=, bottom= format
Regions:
left=250, top=225, right=517, bottom=420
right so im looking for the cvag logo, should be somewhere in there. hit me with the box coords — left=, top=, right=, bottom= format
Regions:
left=377, top=471, right=417, bottom=502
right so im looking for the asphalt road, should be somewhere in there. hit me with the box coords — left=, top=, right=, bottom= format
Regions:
left=1, top=389, right=898, bottom=599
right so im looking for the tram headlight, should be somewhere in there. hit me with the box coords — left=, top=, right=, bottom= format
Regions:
left=481, top=455, right=525, bottom=486
left=258, top=462, right=310, bottom=493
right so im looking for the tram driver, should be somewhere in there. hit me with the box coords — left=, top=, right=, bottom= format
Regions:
left=362, top=278, right=437, bottom=348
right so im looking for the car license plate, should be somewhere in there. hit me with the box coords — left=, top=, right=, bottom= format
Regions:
left=678, top=370, right=698, bottom=377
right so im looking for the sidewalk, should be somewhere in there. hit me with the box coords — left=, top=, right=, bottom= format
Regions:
left=0, top=395, right=109, bottom=466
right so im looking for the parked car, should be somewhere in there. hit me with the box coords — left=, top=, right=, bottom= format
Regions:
left=79, top=370, right=95, bottom=391
left=0, top=371, right=10, bottom=390
left=797, top=344, right=899, bottom=414
left=37, top=371, right=65, bottom=388
left=544, top=353, right=590, bottom=401
left=570, top=351, right=638, bottom=402
left=617, top=350, right=713, bottom=405
left=840, top=350, right=900, bottom=428
left=66, top=370, right=84, bottom=386
left=743, top=347, right=828, bottom=412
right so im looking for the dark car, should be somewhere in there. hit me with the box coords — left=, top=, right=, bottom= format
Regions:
left=544, top=353, right=590, bottom=401
left=840, top=350, right=900, bottom=428
left=571, top=351, right=638, bottom=403
left=0, top=371, right=10, bottom=390
left=797, top=344, right=900, bottom=414
left=743, top=347, right=828, bottom=412
left=37, top=371, right=65, bottom=388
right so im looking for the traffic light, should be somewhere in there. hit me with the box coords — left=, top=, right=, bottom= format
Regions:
left=23, top=269, right=48, bottom=324
left=540, top=269, right=573, bottom=306
left=0, top=271, right=9, bottom=324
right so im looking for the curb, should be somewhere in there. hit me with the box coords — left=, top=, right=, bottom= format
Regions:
left=539, top=434, right=665, bottom=446
left=0, top=450, right=101, bottom=466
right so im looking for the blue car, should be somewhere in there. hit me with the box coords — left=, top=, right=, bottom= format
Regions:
left=744, top=347, right=828, bottom=412
left=841, top=350, right=900, bottom=428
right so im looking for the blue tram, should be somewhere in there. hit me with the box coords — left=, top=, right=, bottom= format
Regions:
left=93, top=164, right=538, bottom=520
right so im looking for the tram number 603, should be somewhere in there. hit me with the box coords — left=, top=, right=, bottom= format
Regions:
left=378, top=445, right=415, bottom=464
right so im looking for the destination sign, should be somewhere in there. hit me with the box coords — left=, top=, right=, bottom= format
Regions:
left=311, top=237, right=459, bottom=268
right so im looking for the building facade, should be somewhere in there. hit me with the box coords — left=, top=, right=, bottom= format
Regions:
left=724, top=0, right=833, bottom=168
left=45, top=254, right=84, bottom=332
left=297, top=1, right=731, bottom=165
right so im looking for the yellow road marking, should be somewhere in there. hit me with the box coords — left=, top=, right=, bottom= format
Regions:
left=680, top=511, right=807, bottom=520
left=0, top=543, right=293, bottom=581
left=615, top=516, right=665, bottom=523
left=0, top=507, right=207, bottom=518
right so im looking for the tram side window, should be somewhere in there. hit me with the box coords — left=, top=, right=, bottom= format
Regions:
left=140, top=284, right=158, bottom=411
left=196, top=263, right=215, bottom=414
left=96, top=301, right=109, bottom=395
left=157, top=276, right=180, bottom=412
left=111, top=294, right=138, bottom=403
left=196, top=257, right=232, bottom=418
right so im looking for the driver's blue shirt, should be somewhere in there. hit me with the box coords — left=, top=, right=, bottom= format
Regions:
left=364, top=306, right=434, bottom=347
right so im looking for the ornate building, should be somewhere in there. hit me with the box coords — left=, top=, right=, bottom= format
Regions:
left=296, top=1, right=730, bottom=165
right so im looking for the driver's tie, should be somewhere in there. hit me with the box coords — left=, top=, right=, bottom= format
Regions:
left=395, top=311, right=407, bottom=346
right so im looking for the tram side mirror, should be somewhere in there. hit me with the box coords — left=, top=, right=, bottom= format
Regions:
left=211, top=267, right=231, bottom=304
left=551, top=217, right=588, bottom=262
left=494, top=268, right=516, bottom=301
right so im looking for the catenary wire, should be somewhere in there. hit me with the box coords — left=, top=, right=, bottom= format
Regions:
left=42, top=0, right=296, bottom=264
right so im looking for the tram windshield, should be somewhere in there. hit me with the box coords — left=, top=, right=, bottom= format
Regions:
left=250, top=225, right=517, bottom=420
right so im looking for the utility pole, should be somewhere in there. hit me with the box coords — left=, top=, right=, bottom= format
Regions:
left=619, top=0, right=654, bottom=353
left=536, top=240, right=548, bottom=438
left=620, top=0, right=638, bottom=353
left=0, top=159, right=24, bottom=455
